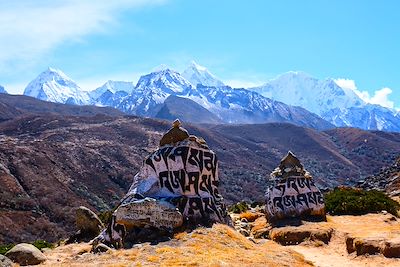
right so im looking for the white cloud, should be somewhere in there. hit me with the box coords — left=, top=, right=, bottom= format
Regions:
left=369, top=87, right=395, bottom=109
left=334, top=78, right=397, bottom=109
left=0, top=0, right=166, bottom=73
left=334, top=78, right=357, bottom=91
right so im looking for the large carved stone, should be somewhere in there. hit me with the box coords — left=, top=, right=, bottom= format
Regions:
left=265, top=151, right=326, bottom=223
left=95, top=120, right=230, bottom=247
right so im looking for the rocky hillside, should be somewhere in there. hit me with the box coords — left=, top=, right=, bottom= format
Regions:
left=0, top=94, right=124, bottom=122
left=359, top=157, right=400, bottom=196
left=1, top=112, right=400, bottom=244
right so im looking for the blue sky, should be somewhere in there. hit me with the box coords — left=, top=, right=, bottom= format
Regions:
left=1, top=0, right=399, bottom=109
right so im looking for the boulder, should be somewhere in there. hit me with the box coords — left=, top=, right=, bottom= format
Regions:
left=382, top=239, right=400, bottom=258
left=96, top=120, right=231, bottom=247
left=354, top=238, right=383, bottom=256
left=67, top=206, right=105, bottom=243
left=265, top=151, right=326, bottom=223
left=0, top=255, right=13, bottom=267
left=76, top=206, right=104, bottom=235
left=5, top=243, right=46, bottom=266
left=269, top=224, right=333, bottom=245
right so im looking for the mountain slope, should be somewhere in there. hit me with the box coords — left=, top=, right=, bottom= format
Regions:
left=23, top=67, right=90, bottom=105
left=190, top=84, right=334, bottom=130
left=155, top=95, right=222, bottom=124
left=0, top=94, right=124, bottom=122
left=182, top=61, right=225, bottom=87
left=1, top=109, right=399, bottom=243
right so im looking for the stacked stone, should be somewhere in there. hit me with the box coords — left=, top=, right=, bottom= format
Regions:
left=265, top=151, right=326, bottom=223
left=96, top=120, right=230, bottom=247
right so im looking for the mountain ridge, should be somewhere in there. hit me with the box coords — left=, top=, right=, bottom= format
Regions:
left=17, top=64, right=400, bottom=132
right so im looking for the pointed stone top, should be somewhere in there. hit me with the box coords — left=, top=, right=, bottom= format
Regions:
left=159, top=119, right=190, bottom=146
left=270, top=151, right=311, bottom=179
left=172, top=119, right=181, bottom=128
left=279, top=151, right=303, bottom=171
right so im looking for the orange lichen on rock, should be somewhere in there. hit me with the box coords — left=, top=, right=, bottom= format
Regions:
left=239, top=211, right=263, bottom=222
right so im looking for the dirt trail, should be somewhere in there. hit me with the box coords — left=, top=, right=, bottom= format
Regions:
left=289, top=214, right=400, bottom=267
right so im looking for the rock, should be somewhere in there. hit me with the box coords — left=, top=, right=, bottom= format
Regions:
left=96, top=120, right=231, bottom=247
left=115, top=198, right=183, bottom=229
left=265, top=151, right=326, bottom=223
left=345, top=235, right=356, bottom=254
left=250, top=217, right=271, bottom=239
left=76, top=206, right=104, bottom=236
left=382, top=239, right=400, bottom=258
left=252, top=227, right=271, bottom=239
left=5, top=243, right=46, bottom=266
left=354, top=238, right=383, bottom=256
left=67, top=206, right=105, bottom=243
left=92, top=243, right=113, bottom=254
left=0, top=255, right=13, bottom=267
left=239, top=228, right=250, bottom=237
left=269, top=225, right=333, bottom=245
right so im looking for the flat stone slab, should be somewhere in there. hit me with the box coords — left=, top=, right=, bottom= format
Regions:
left=346, top=236, right=400, bottom=258
left=269, top=223, right=333, bottom=245
left=115, top=198, right=184, bottom=229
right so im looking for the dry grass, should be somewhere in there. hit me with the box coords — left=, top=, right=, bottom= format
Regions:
left=40, top=224, right=311, bottom=267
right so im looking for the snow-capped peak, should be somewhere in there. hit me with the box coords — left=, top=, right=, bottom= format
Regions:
left=136, top=68, right=193, bottom=94
left=250, top=71, right=365, bottom=116
left=89, top=80, right=135, bottom=101
left=23, top=67, right=90, bottom=105
left=182, top=61, right=225, bottom=87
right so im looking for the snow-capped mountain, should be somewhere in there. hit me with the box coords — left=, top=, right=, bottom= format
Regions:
left=23, top=67, right=90, bottom=105
left=182, top=61, right=225, bottom=87
left=250, top=71, right=364, bottom=115
left=101, top=68, right=331, bottom=129
left=250, top=71, right=400, bottom=131
left=89, top=80, right=134, bottom=101
left=0, top=85, right=7, bottom=94
left=115, top=68, right=195, bottom=116
left=20, top=63, right=400, bottom=132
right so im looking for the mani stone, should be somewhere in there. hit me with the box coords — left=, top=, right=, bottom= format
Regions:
left=264, top=151, right=326, bottom=223
left=99, top=119, right=231, bottom=246
left=5, top=243, right=46, bottom=266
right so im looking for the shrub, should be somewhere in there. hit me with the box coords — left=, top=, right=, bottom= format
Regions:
left=32, top=240, right=54, bottom=250
left=0, top=244, right=14, bottom=255
left=325, top=187, right=400, bottom=216
left=228, top=201, right=249, bottom=214
left=98, top=210, right=114, bottom=225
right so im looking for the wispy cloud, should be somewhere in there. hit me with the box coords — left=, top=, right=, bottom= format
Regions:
left=334, top=78, right=397, bottom=110
left=0, top=0, right=166, bottom=73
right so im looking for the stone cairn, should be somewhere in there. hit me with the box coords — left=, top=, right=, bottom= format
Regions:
left=94, top=119, right=231, bottom=248
left=265, top=151, right=326, bottom=223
